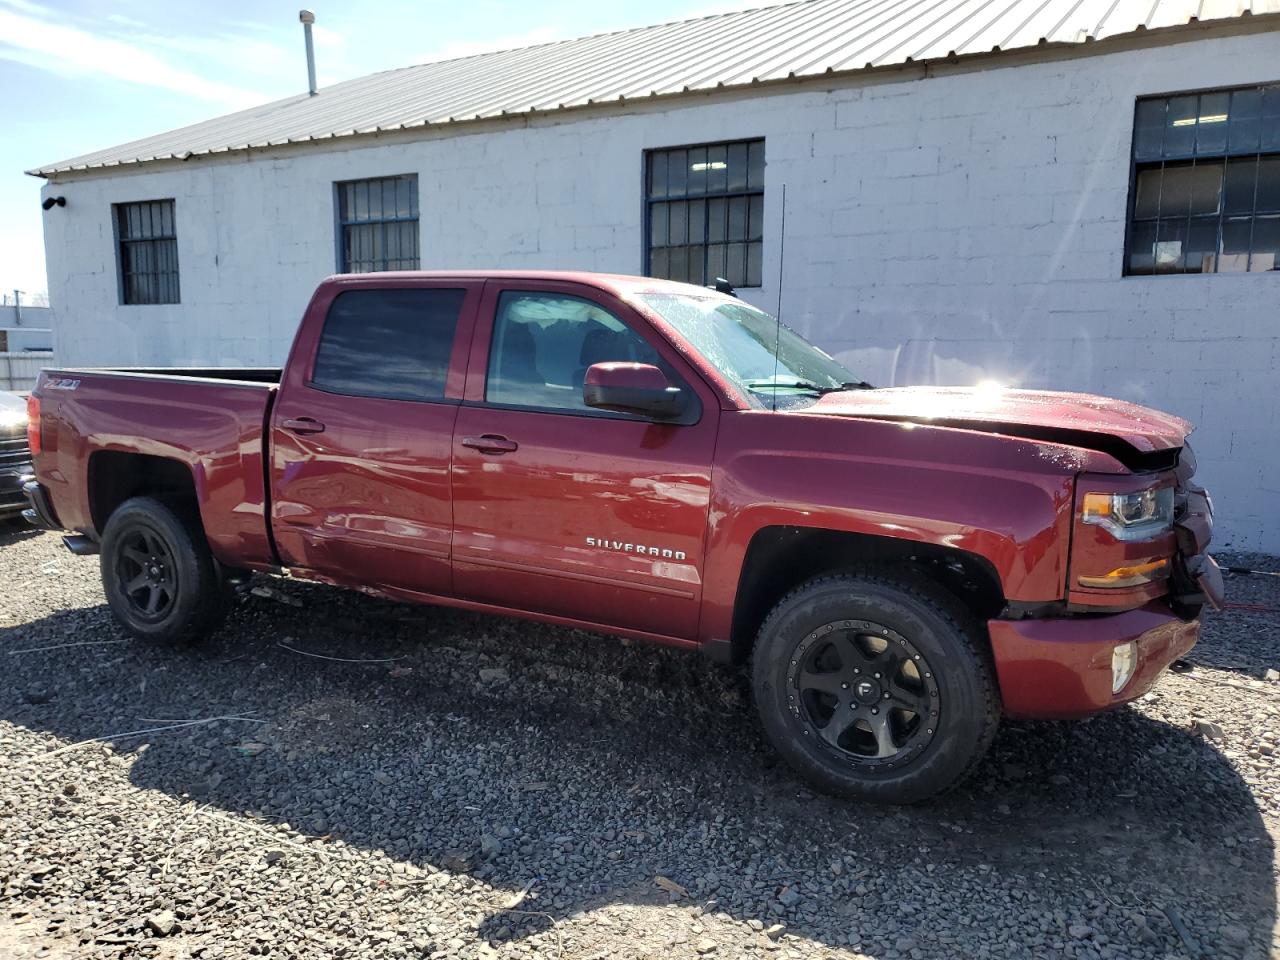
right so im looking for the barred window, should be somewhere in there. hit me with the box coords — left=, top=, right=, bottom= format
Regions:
left=115, top=200, right=179, bottom=305
left=646, top=140, right=765, bottom=288
left=336, top=175, right=419, bottom=273
left=1126, top=85, right=1280, bottom=275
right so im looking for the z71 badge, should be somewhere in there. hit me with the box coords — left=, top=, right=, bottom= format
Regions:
left=585, top=537, right=686, bottom=560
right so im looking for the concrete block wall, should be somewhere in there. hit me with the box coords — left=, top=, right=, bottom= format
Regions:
left=40, top=28, right=1280, bottom=550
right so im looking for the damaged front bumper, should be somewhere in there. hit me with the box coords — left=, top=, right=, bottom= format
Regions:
left=1169, top=481, right=1224, bottom=612
left=995, top=453, right=1225, bottom=721
left=988, top=602, right=1200, bottom=720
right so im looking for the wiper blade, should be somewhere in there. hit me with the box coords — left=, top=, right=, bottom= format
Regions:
left=744, top=379, right=875, bottom=394
left=744, top=379, right=825, bottom=393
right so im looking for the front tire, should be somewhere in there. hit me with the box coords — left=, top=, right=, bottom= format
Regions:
left=752, top=571, right=999, bottom=803
left=100, top=496, right=230, bottom=643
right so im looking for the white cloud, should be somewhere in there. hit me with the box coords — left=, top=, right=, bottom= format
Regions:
left=122, top=30, right=295, bottom=80
left=105, top=13, right=148, bottom=29
left=0, top=0, right=271, bottom=108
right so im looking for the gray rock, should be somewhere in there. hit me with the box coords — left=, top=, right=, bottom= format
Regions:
left=1220, top=923, right=1250, bottom=945
left=22, top=683, right=53, bottom=705
left=1194, top=720, right=1226, bottom=741
left=146, top=911, right=178, bottom=936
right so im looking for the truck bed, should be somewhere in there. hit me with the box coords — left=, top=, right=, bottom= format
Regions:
left=34, top=367, right=279, bottom=569
left=60, top=367, right=282, bottom=384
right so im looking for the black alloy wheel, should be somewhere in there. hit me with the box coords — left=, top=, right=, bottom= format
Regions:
left=788, top=620, right=939, bottom=769
left=114, top=525, right=179, bottom=622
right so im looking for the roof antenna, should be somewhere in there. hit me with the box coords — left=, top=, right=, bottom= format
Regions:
left=299, top=10, right=318, bottom=96
left=770, top=183, right=787, bottom=412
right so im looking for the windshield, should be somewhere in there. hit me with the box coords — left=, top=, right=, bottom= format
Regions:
left=634, top=293, right=865, bottom=409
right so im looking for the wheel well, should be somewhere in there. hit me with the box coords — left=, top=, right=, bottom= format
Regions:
left=729, top=526, right=1007, bottom=663
left=88, top=451, right=198, bottom=535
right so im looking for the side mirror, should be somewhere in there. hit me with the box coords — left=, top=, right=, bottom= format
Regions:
left=583, top=362, right=685, bottom=420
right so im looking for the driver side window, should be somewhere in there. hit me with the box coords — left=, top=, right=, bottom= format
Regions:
left=486, top=292, right=664, bottom=413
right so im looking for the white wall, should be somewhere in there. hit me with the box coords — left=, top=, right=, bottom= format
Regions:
left=40, top=29, right=1280, bottom=551
left=0, top=325, right=53, bottom=352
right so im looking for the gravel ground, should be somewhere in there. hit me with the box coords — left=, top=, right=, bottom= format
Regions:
left=0, top=524, right=1277, bottom=960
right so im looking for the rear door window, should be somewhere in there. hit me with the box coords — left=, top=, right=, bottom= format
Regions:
left=312, top=288, right=465, bottom=401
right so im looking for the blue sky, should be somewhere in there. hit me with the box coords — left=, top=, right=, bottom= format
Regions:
left=0, top=0, right=770, bottom=301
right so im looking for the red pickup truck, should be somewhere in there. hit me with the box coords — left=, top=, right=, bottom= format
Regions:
left=23, top=271, right=1222, bottom=803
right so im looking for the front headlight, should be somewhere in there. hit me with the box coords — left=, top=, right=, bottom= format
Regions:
left=1081, top=486, right=1175, bottom=541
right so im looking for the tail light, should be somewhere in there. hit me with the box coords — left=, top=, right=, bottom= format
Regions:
left=26, top=394, right=41, bottom=455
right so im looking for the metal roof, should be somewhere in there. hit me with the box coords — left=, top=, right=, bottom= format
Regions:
left=29, top=0, right=1280, bottom=178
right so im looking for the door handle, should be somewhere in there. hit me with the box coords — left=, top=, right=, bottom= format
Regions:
left=282, top=417, right=326, bottom=435
left=461, top=434, right=519, bottom=454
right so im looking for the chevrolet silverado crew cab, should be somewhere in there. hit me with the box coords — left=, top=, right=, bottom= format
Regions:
left=23, top=271, right=1223, bottom=803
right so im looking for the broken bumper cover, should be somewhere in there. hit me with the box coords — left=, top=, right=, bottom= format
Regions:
left=988, top=603, right=1199, bottom=720
left=21, top=478, right=61, bottom=530
left=1171, top=483, right=1224, bottom=611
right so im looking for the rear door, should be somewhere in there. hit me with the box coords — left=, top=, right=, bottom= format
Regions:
left=270, top=278, right=481, bottom=595
left=450, top=279, right=719, bottom=640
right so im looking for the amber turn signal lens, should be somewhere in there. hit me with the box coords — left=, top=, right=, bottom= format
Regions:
left=1077, top=558, right=1170, bottom=589
left=1080, top=488, right=1175, bottom=541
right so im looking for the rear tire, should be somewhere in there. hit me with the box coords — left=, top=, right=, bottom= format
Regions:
left=752, top=571, right=999, bottom=803
left=100, top=496, right=230, bottom=643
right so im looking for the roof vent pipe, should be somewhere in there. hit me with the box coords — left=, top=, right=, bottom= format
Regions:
left=299, top=10, right=318, bottom=96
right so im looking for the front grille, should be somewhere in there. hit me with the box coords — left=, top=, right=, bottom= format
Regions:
left=0, top=434, right=30, bottom=467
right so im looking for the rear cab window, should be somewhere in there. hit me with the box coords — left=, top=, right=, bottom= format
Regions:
left=311, top=288, right=467, bottom=401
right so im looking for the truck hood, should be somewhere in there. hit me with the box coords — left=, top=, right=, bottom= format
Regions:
left=801, top=386, right=1191, bottom=458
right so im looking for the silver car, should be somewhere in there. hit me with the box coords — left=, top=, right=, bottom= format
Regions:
left=0, top=391, right=32, bottom=519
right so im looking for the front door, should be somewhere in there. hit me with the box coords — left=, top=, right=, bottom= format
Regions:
left=270, top=279, right=481, bottom=596
left=450, top=280, right=719, bottom=640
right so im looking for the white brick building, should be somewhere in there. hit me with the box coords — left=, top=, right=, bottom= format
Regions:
left=30, top=0, right=1280, bottom=551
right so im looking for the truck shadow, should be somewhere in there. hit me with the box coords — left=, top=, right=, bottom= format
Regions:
left=0, top=519, right=48, bottom=545
left=3, top=582, right=1275, bottom=958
